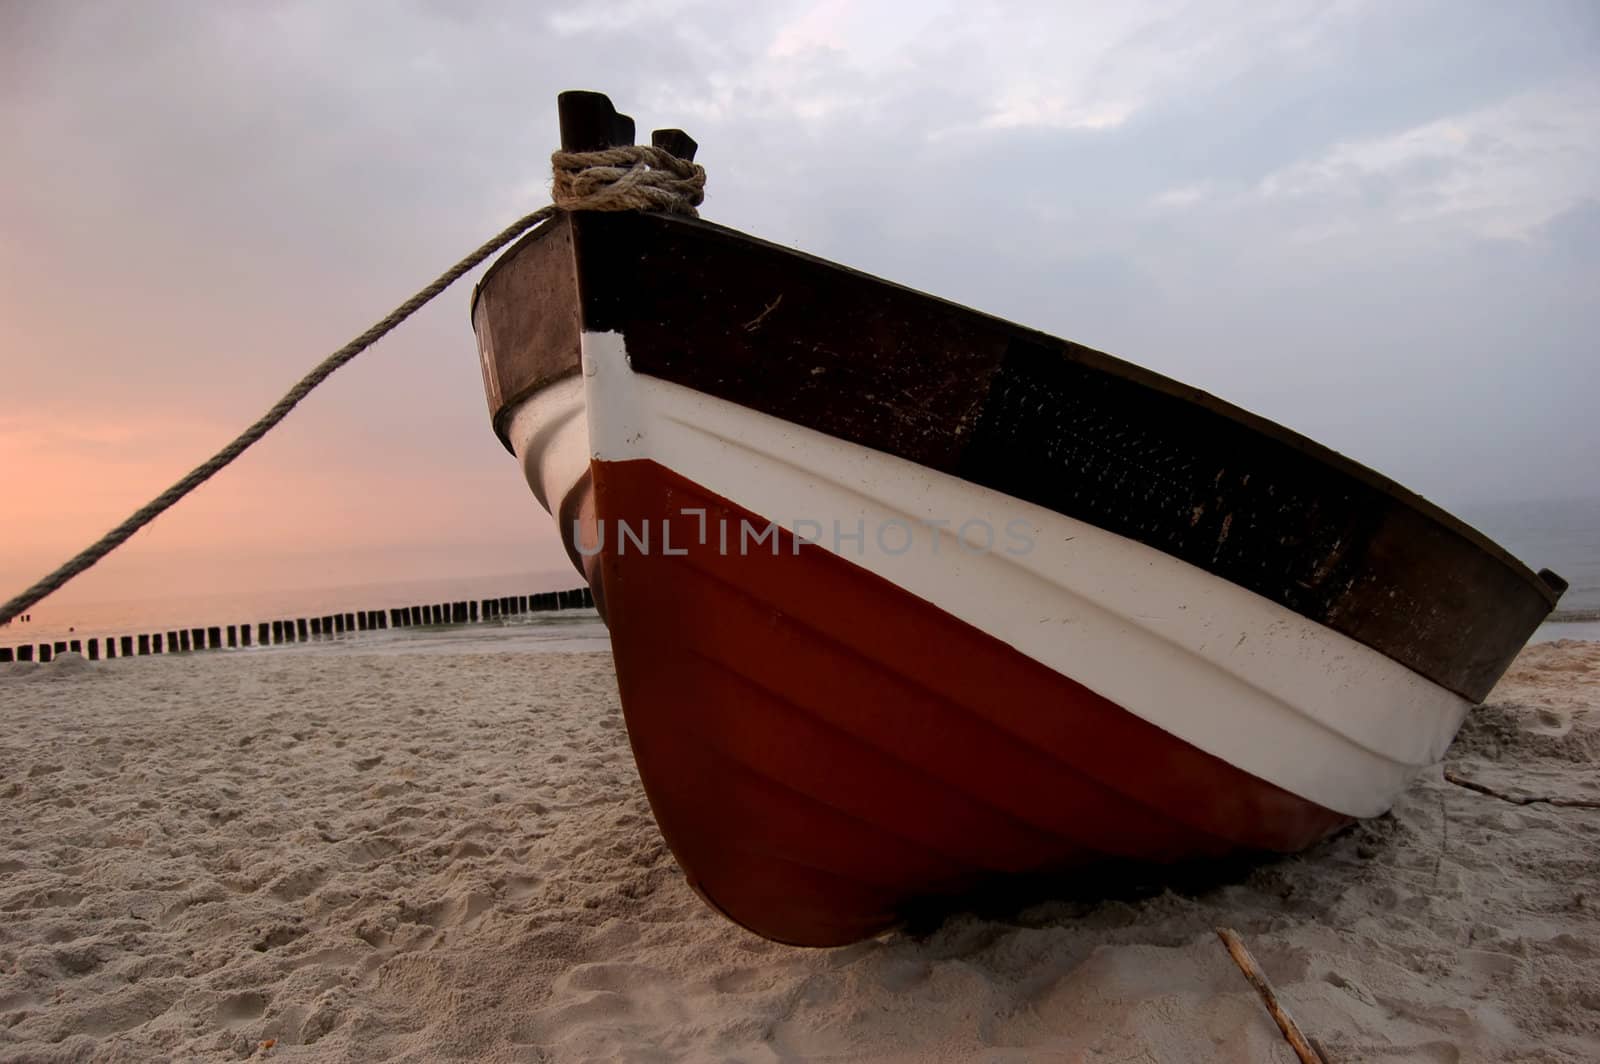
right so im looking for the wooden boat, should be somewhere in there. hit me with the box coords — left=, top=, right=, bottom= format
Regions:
left=469, top=92, right=1565, bottom=946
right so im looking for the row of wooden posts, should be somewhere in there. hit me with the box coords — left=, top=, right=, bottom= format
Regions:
left=0, top=587, right=595, bottom=665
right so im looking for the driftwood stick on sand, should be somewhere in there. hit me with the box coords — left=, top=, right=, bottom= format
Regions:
left=1215, top=927, right=1327, bottom=1064
left=1444, top=769, right=1600, bottom=809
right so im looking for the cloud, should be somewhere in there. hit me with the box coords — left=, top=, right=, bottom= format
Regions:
left=1257, top=81, right=1600, bottom=239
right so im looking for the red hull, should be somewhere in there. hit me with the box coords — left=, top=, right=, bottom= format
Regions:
left=583, top=458, right=1347, bottom=946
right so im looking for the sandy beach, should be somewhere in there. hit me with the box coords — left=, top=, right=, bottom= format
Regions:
left=2, top=639, right=1596, bottom=1062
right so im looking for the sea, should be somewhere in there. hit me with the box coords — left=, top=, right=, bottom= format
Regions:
left=2, top=497, right=1596, bottom=659
left=1457, top=496, right=1600, bottom=642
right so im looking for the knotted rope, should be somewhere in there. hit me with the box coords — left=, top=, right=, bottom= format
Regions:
left=0, top=147, right=706, bottom=625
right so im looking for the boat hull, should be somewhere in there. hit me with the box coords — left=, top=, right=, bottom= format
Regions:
left=495, top=331, right=1480, bottom=944
left=471, top=210, right=1559, bottom=945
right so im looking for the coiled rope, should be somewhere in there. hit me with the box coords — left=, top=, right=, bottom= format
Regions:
left=0, top=146, right=705, bottom=625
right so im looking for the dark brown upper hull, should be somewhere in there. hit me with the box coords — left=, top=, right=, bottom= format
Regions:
left=472, top=210, right=1560, bottom=701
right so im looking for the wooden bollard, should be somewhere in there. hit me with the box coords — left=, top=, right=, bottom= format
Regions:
left=311, top=617, right=322, bottom=636
left=272, top=620, right=284, bottom=644
left=470, top=600, right=479, bottom=622
left=18, top=645, right=33, bottom=662
left=106, top=638, right=116, bottom=659
left=356, top=611, right=367, bottom=631
left=344, top=612, right=355, bottom=631
left=409, top=605, right=421, bottom=625
left=136, top=634, right=149, bottom=655
left=67, top=639, right=81, bottom=654
left=207, top=626, right=221, bottom=650
left=294, top=618, right=306, bottom=641
left=87, top=638, right=99, bottom=661
left=176, top=630, right=189, bottom=652
left=519, top=595, right=529, bottom=612
left=40, top=644, right=53, bottom=663
left=333, top=614, right=343, bottom=634
left=241, top=624, right=252, bottom=647
left=227, top=624, right=237, bottom=647
left=582, top=587, right=594, bottom=608
left=0, top=647, right=13, bottom=664
left=188, top=628, right=202, bottom=650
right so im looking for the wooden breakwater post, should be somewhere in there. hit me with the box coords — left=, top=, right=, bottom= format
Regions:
left=0, top=647, right=12, bottom=664
left=0, top=584, right=596, bottom=668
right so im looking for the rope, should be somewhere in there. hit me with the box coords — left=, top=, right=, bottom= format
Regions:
left=0, top=146, right=706, bottom=625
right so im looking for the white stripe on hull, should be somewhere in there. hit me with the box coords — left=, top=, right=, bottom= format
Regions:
left=505, top=331, right=1472, bottom=818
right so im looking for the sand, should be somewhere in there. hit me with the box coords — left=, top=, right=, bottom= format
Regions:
left=1, top=640, right=1596, bottom=1063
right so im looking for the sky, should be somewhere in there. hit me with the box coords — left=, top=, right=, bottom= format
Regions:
left=1, top=0, right=1597, bottom=611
